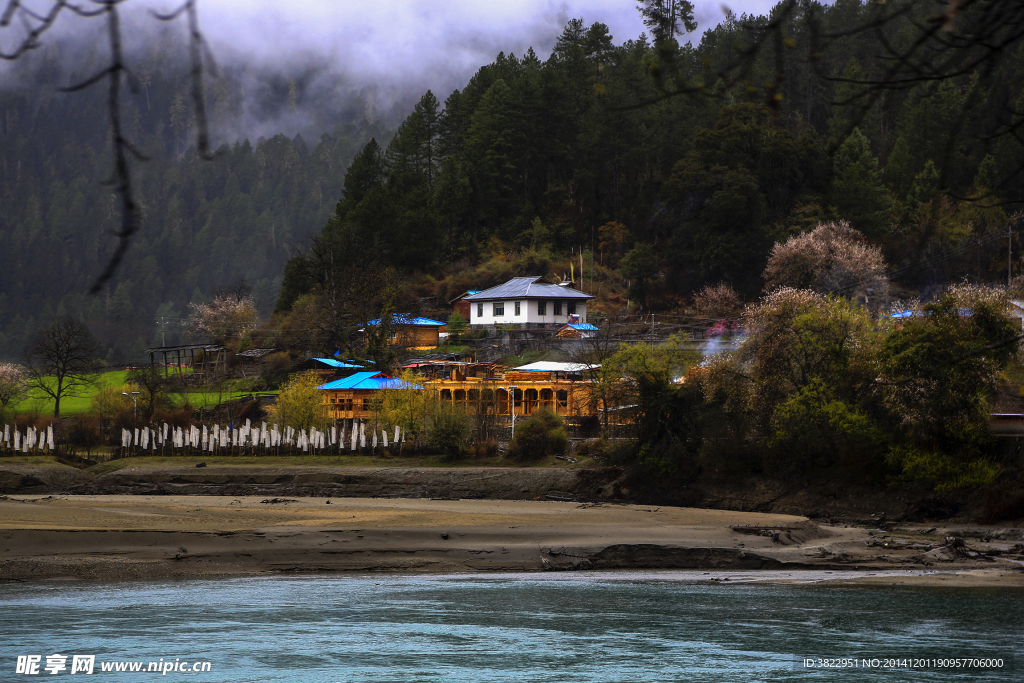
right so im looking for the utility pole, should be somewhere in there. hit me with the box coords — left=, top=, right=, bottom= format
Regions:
left=508, top=385, right=518, bottom=440
left=122, top=391, right=140, bottom=422
left=156, top=316, right=168, bottom=347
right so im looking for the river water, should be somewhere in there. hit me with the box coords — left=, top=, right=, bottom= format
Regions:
left=2, top=572, right=1020, bottom=682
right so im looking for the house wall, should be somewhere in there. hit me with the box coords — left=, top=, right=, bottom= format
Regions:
left=1009, top=307, right=1024, bottom=331
left=468, top=299, right=587, bottom=327
left=452, top=300, right=472, bottom=320
left=322, top=376, right=609, bottom=422
left=395, top=326, right=440, bottom=348
left=365, top=325, right=441, bottom=349
left=322, top=389, right=378, bottom=419
left=429, top=377, right=595, bottom=418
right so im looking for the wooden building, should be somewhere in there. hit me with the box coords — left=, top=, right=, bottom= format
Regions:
left=426, top=361, right=599, bottom=419
left=555, top=322, right=599, bottom=339
left=364, top=315, right=446, bottom=350
left=146, top=344, right=227, bottom=379
left=447, top=290, right=481, bottom=321
left=319, top=371, right=424, bottom=420
left=317, top=362, right=603, bottom=425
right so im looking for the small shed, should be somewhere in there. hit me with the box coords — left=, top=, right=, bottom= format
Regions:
left=556, top=322, right=600, bottom=339
left=146, top=344, right=227, bottom=379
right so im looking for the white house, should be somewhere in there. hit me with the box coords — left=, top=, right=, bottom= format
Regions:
left=1011, top=300, right=1024, bottom=331
left=464, top=276, right=593, bottom=328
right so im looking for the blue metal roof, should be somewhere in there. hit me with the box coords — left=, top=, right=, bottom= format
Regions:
left=313, top=358, right=365, bottom=368
left=889, top=308, right=973, bottom=319
left=564, top=323, right=599, bottom=331
left=365, top=314, right=446, bottom=326
left=464, top=276, right=592, bottom=301
left=318, top=372, right=423, bottom=391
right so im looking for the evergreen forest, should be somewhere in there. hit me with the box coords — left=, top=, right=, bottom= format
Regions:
left=2, top=0, right=1023, bottom=362
left=0, top=26, right=393, bottom=362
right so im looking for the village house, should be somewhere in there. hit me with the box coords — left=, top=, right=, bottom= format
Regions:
left=317, top=361, right=604, bottom=426
left=319, top=371, right=424, bottom=421
left=363, top=315, right=446, bottom=350
left=463, top=276, right=593, bottom=329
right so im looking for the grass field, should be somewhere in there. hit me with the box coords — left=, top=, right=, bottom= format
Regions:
left=10, top=370, right=277, bottom=417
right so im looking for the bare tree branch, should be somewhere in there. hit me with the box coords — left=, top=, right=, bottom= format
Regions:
left=2, top=0, right=216, bottom=295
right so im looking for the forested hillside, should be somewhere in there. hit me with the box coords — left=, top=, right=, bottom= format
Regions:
left=0, top=29, right=392, bottom=362
left=2, top=0, right=1022, bottom=363
left=278, top=0, right=1021, bottom=337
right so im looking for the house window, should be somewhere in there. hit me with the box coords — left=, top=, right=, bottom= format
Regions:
left=514, top=301, right=521, bottom=316
left=346, top=398, right=353, bottom=411
left=554, top=301, right=562, bottom=316
left=477, top=303, right=483, bottom=317
left=363, top=398, right=370, bottom=411
left=567, top=302, right=577, bottom=315
left=537, top=301, right=546, bottom=316
left=493, top=302, right=504, bottom=316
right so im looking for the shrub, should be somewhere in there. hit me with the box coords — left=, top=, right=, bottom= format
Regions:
left=886, top=445, right=1000, bottom=492
left=506, top=408, right=568, bottom=461
left=259, top=352, right=293, bottom=390
left=268, top=372, right=327, bottom=431
left=765, top=379, right=884, bottom=472
left=66, top=418, right=102, bottom=454
left=467, top=438, right=499, bottom=458
left=91, top=384, right=138, bottom=421
left=428, top=402, right=472, bottom=461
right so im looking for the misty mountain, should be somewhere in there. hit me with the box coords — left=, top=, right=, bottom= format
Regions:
left=0, top=31, right=402, bottom=363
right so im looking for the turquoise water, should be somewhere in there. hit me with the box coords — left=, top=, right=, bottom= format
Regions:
left=2, top=572, right=1020, bottom=682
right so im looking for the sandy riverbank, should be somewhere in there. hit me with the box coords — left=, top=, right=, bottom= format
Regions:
left=1, top=495, right=1022, bottom=585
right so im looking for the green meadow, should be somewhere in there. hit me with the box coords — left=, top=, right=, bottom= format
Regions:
left=9, top=370, right=276, bottom=417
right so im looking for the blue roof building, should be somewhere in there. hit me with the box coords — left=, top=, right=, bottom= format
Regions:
left=362, top=314, right=446, bottom=350
left=320, top=371, right=424, bottom=420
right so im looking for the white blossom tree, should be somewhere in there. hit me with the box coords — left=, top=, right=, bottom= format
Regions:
left=763, top=221, right=889, bottom=304
left=185, top=292, right=258, bottom=344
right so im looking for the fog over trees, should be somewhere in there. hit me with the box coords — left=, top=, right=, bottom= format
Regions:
left=0, top=0, right=1021, bottom=365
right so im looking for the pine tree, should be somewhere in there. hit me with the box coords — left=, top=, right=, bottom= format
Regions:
left=342, top=139, right=386, bottom=205
left=831, top=128, right=892, bottom=238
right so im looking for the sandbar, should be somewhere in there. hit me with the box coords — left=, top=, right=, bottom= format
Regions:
left=1, top=495, right=1021, bottom=586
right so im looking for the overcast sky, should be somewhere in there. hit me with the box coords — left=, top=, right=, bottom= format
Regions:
left=189, top=0, right=782, bottom=93
left=3, top=1, right=784, bottom=137
left=9, top=1, right=781, bottom=89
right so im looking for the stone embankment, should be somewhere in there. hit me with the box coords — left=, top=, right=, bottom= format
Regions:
left=0, top=461, right=603, bottom=501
